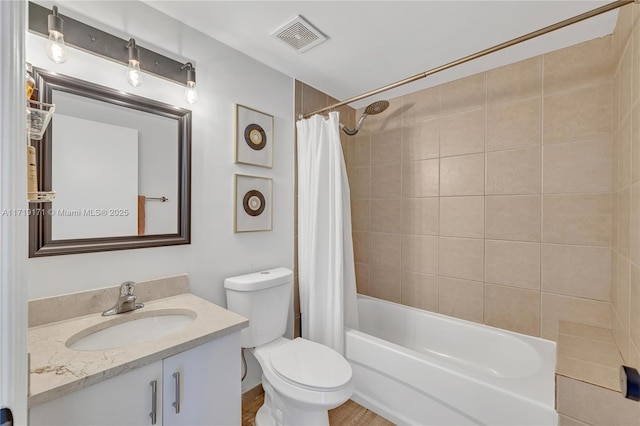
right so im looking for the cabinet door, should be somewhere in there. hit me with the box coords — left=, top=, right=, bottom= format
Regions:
left=29, top=360, right=163, bottom=426
left=162, top=332, right=241, bottom=426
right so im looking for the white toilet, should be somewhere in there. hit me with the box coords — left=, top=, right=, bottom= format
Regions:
left=224, top=267, right=354, bottom=426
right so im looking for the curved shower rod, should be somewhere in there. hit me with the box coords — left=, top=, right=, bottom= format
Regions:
left=300, top=0, right=636, bottom=119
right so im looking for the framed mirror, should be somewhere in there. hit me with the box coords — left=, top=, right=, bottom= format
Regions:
left=29, top=67, right=191, bottom=257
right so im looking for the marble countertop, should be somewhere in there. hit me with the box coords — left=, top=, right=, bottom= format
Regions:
left=28, top=293, right=248, bottom=407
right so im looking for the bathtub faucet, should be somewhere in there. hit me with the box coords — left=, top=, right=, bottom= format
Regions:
left=102, top=281, right=144, bottom=316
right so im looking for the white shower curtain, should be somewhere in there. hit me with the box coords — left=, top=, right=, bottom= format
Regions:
left=296, top=111, right=358, bottom=355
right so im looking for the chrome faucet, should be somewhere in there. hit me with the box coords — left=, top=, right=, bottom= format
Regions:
left=102, top=281, right=144, bottom=316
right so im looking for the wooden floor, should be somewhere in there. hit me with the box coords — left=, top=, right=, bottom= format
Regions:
left=242, top=392, right=394, bottom=426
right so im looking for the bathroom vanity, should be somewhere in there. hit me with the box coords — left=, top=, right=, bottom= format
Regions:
left=27, top=276, right=248, bottom=425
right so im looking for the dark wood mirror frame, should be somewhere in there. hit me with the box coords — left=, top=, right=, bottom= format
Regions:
left=29, top=68, right=191, bottom=257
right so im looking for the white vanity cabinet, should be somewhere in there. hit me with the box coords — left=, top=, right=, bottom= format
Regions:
left=29, top=332, right=241, bottom=426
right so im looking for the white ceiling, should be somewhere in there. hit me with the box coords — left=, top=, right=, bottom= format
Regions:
left=141, top=1, right=619, bottom=108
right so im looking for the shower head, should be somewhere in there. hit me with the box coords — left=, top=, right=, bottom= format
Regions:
left=364, top=100, right=390, bottom=115
left=341, top=100, right=390, bottom=136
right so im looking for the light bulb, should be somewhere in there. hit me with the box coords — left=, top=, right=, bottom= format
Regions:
left=46, top=31, right=67, bottom=63
left=185, top=81, right=198, bottom=104
left=46, top=6, right=67, bottom=64
left=127, top=60, right=142, bottom=87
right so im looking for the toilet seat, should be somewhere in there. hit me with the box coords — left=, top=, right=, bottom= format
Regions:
left=252, top=337, right=354, bottom=409
left=269, top=338, right=352, bottom=391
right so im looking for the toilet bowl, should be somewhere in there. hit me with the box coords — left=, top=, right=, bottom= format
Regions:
left=252, top=337, right=354, bottom=426
left=224, top=268, right=354, bottom=426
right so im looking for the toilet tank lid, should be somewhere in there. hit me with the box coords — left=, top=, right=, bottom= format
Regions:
left=224, top=267, right=293, bottom=291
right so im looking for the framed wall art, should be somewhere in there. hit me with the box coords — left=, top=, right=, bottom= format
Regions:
left=234, top=174, right=273, bottom=232
left=235, top=104, right=273, bottom=168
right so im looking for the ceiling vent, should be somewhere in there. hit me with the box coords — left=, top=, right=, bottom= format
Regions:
left=271, top=15, right=328, bottom=53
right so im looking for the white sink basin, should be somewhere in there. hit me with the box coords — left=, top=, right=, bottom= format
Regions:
left=67, top=310, right=196, bottom=351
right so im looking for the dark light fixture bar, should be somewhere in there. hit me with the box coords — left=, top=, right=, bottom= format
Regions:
left=28, top=1, right=191, bottom=86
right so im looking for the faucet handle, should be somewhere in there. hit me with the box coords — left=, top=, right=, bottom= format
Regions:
left=120, top=281, right=136, bottom=297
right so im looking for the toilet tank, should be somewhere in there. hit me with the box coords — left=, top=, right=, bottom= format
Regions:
left=224, top=267, right=293, bottom=348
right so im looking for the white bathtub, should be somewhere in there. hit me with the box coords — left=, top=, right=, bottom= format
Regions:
left=346, top=295, right=557, bottom=425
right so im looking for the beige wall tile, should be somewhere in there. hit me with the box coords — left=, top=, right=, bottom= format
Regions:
left=614, top=4, right=633, bottom=67
left=556, top=376, right=640, bottom=426
left=355, top=263, right=370, bottom=296
left=621, top=42, right=633, bottom=120
left=612, top=252, right=619, bottom=311
left=485, top=195, right=541, bottom=242
left=544, top=36, right=615, bottom=95
left=558, top=321, right=615, bottom=343
left=542, top=244, right=611, bottom=301
left=439, top=277, right=484, bottom=323
left=486, top=97, right=542, bottom=151
left=369, top=266, right=401, bottom=303
left=402, top=197, right=439, bottom=236
left=351, top=200, right=369, bottom=232
left=613, top=128, right=620, bottom=191
left=402, top=119, right=439, bottom=161
left=371, top=129, right=402, bottom=166
left=484, top=284, right=540, bottom=336
left=542, top=194, right=612, bottom=246
left=614, top=65, right=621, bottom=128
left=439, top=110, right=485, bottom=157
left=618, top=255, right=631, bottom=332
left=630, top=340, right=640, bottom=372
left=486, top=147, right=541, bottom=195
left=558, top=414, right=588, bottom=426
left=403, top=159, right=439, bottom=198
left=556, top=356, right=621, bottom=392
left=439, top=196, right=484, bottom=238
left=371, top=163, right=401, bottom=199
left=621, top=115, right=632, bottom=189
left=301, top=83, right=328, bottom=115
left=620, top=187, right=631, bottom=257
left=402, top=234, right=438, bottom=275
left=631, top=184, right=640, bottom=265
left=350, top=167, right=370, bottom=199
left=631, top=265, right=640, bottom=350
left=485, top=240, right=540, bottom=290
left=401, top=86, right=440, bottom=125
left=487, top=56, right=542, bottom=106
left=401, top=271, right=438, bottom=312
left=633, top=104, right=640, bottom=183
left=613, top=313, right=631, bottom=364
left=541, top=293, right=610, bottom=340
left=613, top=190, right=619, bottom=251
left=440, top=153, right=484, bottom=196
left=544, top=84, right=612, bottom=144
left=353, top=232, right=369, bottom=264
left=440, top=74, right=486, bottom=117
left=439, top=237, right=484, bottom=282
left=634, top=21, right=640, bottom=104
left=370, top=199, right=401, bottom=234
left=543, top=139, right=612, bottom=194
left=370, top=232, right=401, bottom=268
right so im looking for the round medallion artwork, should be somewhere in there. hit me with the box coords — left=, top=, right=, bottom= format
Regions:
left=244, top=124, right=267, bottom=151
left=243, top=190, right=266, bottom=217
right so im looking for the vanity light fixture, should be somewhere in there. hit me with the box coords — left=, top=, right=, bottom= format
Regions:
left=182, top=62, right=197, bottom=104
left=46, top=6, right=67, bottom=64
left=126, top=38, right=142, bottom=88
left=28, top=2, right=198, bottom=103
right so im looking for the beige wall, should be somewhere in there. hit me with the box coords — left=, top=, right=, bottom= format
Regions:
left=348, top=35, right=615, bottom=340
left=612, top=2, right=640, bottom=370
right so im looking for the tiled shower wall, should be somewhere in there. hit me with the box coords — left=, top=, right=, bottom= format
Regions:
left=349, top=36, right=615, bottom=340
left=611, top=2, right=640, bottom=369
